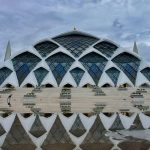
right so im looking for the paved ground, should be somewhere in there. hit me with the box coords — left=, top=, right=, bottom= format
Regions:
left=0, top=87, right=150, bottom=113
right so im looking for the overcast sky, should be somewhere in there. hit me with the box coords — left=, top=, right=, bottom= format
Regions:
left=0, top=0, right=150, bottom=62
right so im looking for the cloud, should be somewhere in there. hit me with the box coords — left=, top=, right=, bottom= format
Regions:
left=0, top=0, right=150, bottom=62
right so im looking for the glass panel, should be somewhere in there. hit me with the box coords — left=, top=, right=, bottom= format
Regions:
left=79, top=52, right=108, bottom=85
left=34, top=41, right=59, bottom=57
left=70, top=67, right=85, bottom=86
left=141, top=67, right=150, bottom=81
left=53, top=34, right=99, bottom=57
left=12, top=52, right=41, bottom=86
left=0, top=67, right=12, bottom=85
left=106, top=67, right=120, bottom=86
left=45, top=52, right=75, bottom=85
left=34, top=67, right=48, bottom=86
left=112, top=52, right=140, bottom=85
left=94, top=41, right=118, bottom=58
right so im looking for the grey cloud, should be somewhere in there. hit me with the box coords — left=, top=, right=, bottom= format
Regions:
left=0, top=0, right=150, bottom=62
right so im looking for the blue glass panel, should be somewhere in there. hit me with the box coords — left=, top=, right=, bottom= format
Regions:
left=34, top=67, right=48, bottom=86
left=94, top=41, right=118, bottom=58
left=34, top=41, right=59, bottom=57
left=112, top=52, right=140, bottom=85
left=45, top=52, right=75, bottom=85
left=53, top=33, right=99, bottom=57
left=141, top=67, right=150, bottom=81
left=12, top=52, right=41, bottom=86
left=0, top=67, right=12, bottom=85
left=106, top=67, right=120, bottom=86
left=70, top=67, right=85, bottom=86
left=79, top=52, right=108, bottom=85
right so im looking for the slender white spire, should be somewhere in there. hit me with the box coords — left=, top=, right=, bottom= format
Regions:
left=4, top=41, right=11, bottom=61
left=133, top=41, right=138, bottom=54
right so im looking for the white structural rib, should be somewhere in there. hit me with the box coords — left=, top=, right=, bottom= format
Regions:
left=59, top=71, right=76, bottom=87
left=117, top=71, right=134, bottom=87
left=21, top=71, right=38, bottom=87
left=135, top=72, right=150, bottom=87
left=79, top=71, right=95, bottom=87
left=104, top=60, right=120, bottom=71
left=1, top=60, right=14, bottom=71
left=1, top=71, right=18, bottom=87
left=41, top=71, right=57, bottom=87
left=98, top=72, right=114, bottom=87
left=33, top=59, right=49, bottom=71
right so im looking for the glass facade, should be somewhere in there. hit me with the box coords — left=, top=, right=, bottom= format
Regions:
left=106, top=67, right=120, bottom=86
left=45, top=52, right=75, bottom=85
left=94, top=41, right=118, bottom=58
left=34, top=41, right=59, bottom=57
left=79, top=52, right=108, bottom=85
left=0, top=67, right=12, bottom=85
left=53, top=33, right=99, bottom=57
left=70, top=67, right=85, bottom=86
left=141, top=67, right=150, bottom=81
left=112, top=52, right=140, bottom=85
left=34, top=67, right=48, bottom=86
left=12, top=52, right=41, bottom=86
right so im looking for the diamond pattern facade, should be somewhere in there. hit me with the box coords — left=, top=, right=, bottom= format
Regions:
left=29, top=115, right=47, bottom=138
left=34, top=41, right=59, bottom=57
left=53, top=32, right=99, bottom=57
left=141, top=67, right=150, bottom=82
left=69, top=115, right=86, bottom=137
left=106, top=67, right=120, bottom=86
left=112, top=52, right=140, bottom=85
left=79, top=52, right=108, bottom=85
left=0, top=113, right=149, bottom=149
left=12, top=52, right=41, bottom=86
left=70, top=67, right=85, bottom=86
left=0, top=67, right=12, bottom=85
left=1, top=30, right=148, bottom=87
left=46, top=52, right=74, bottom=85
left=94, top=41, right=118, bottom=58
left=34, top=67, right=48, bottom=86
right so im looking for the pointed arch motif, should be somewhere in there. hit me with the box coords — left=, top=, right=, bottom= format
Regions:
left=79, top=52, right=108, bottom=85
left=94, top=41, right=118, bottom=58
left=34, top=67, right=48, bottom=86
left=106, top=67, right=120, bottom=86
left=12, top=51, right=41, bottom=86
left=141, top=67, right=150, bottom=82
left=70, top=67, right=85, bottom=86
left=34, top=40, right=59, bottom=57
left=112, top=52, right=140, bottom=85
left=0, top=67, right=12, bottom=85
left=45, top=52, right=75, bottom=85
left=53, top=31, right=99, bottom=57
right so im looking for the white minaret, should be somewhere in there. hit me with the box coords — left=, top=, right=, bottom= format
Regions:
left=133, top=41, right=139, bottom=54
left=4, top=41, right=11, bottom=61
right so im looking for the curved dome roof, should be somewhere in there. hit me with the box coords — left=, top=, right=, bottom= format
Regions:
left=1, top=30, right=150, bottom=87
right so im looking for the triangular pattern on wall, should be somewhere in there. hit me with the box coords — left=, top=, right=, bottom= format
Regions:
left=0, top=123, right=6, bottom=136
left=2, top=115, right=36, bottom=150
left=29, top=115, right=47, bottom=138
left=129, top=115, right=144, bottom=130
left=45, top=52, right=75, bottom=85
left=70, top=67, right=85, bottom=86
left=41, top=115, right=75, bottom=150
left=69, top=115, right=86, bottom=137
left=80, top=115, right=113, bottom=150
left=109, top=115, right=124, bottom=131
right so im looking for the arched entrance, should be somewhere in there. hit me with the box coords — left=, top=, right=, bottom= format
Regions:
left=24, top=83, right=34, bottom=88
left=101, top=83, right=112, bottom=88
left=63, top=84, right=73, bottom=88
